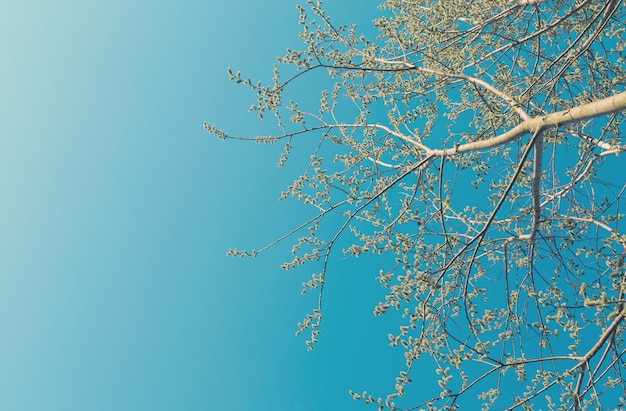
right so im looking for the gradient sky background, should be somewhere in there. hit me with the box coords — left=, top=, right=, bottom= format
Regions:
left=0, top=1, right=411, bottom=410
left=2, top=2, right=624, bottom=411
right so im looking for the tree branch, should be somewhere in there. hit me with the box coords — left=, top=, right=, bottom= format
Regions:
left=372, top=58, right=532, bottom=121
left=432, top=91, right=626, bottom=156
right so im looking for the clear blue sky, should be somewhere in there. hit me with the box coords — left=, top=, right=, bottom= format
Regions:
left=3, top=2, right=623, bottom=410
left=0, top=1, right=407, bottom=410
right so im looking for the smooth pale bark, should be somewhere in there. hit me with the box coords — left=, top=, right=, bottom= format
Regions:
left=432, top=91, right=626, bottom=156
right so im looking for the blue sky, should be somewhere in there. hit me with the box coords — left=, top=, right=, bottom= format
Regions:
left=0, top=1, right=407, bottom=410
left=3, top=1, right=624, bottom=410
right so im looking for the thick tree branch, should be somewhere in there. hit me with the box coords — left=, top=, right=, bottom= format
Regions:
left=432, top=91, right=626, bottom=156
left=579, top=308, right=625, bottom=366
left=530, top=131, right=544, bottom=241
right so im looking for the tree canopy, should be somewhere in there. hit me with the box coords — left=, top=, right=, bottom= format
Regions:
left=206, top=0, right=626, bottom=409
